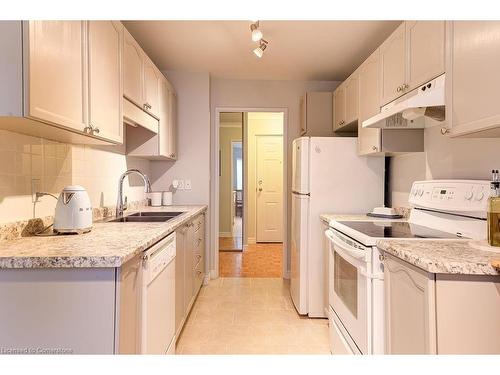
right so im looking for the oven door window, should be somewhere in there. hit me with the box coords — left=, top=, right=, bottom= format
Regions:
left=334, top=251, right=358, bottom=318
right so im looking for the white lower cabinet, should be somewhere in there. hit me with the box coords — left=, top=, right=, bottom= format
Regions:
left=175, top=213, right=206, bottom=339
left=384, top=253, right=500, bottom=354
left=0, top=254, right=142, bottom=354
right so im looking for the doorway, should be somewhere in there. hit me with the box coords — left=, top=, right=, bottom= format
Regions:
left=217, top=111, right=285, bottom=277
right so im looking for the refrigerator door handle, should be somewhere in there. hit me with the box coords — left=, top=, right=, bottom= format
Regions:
left=292, top=191, right=310, bottom=196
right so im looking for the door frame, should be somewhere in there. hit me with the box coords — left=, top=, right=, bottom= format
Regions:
left=230, top=140, right=242, bottom=237
left=255, top=134, right=284, bottom=243
left=211, top=107, right=288, bottom=280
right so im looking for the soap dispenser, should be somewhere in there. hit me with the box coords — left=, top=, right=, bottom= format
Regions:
left=487, top=170, right=500, bottom=246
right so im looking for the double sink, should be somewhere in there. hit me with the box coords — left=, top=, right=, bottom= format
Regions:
left=108, top=211, right=184, bottom=223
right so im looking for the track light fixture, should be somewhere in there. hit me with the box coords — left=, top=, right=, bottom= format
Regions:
left=250, top=21, right=263, bottom=42
left=253, top=39, right=268, bottom=58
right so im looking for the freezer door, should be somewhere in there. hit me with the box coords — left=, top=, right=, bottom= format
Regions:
left=290, top=192, right=309, bottom=315
left=292, top=137, right=309, bottom=194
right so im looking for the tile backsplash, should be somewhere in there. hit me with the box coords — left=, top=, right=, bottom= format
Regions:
left=0, top=129, right=150, bottom=224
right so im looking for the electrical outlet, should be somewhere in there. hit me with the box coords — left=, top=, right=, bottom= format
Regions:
left=177, top=179, right=185, bottom=190
left=31, top=178, right=41, bottom=203
left=185, top=179, right=192, bottom=190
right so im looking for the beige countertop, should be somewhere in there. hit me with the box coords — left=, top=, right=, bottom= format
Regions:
left=378, top=239, right=500, bottom=276
left=0, top=205, right=207, bottom=269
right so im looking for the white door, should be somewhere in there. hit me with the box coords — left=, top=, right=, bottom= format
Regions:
left=292, top=137, right=309, bottom=194
left=256, top=135, right=283, bottom=242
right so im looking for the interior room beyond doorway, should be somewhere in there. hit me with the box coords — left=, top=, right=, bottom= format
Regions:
left=218, top=111, right=284, bottom=277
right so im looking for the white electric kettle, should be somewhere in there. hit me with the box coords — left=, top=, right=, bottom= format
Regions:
left=54, top=186, right=92, bottom=234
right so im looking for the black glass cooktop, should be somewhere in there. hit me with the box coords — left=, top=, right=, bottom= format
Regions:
left=337, top=221, right=466, bottom=239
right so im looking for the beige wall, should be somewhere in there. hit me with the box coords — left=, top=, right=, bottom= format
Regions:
left=150, top=70, right=210, bottom=205
left=0, top=129, right=150, bottom=224
left=219, top=125, right=242, bottom=235
left=390, top=118, right=500, bottom=207
left=246, top=112, right=283, bottom=244
left=210, top=78, right=339, bottom=274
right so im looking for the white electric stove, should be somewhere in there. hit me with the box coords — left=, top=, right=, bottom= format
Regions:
left=325, top=179, right=490, bottom=355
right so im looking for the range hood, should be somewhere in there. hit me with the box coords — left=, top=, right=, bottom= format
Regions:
left=362, top=74, right=445, bottom=129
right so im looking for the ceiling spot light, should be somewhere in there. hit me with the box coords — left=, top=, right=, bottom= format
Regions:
left=253, top=39, right=268, bottom=58
left=250, top=21, right=263, bottom=42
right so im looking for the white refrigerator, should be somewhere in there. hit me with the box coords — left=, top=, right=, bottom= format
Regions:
left=290, top=137, right=384, bottom=317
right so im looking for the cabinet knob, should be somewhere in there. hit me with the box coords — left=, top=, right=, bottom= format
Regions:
left=397, top=86, right=402, bottom=93
left=83, top=125, right=92, bottom=133
left=440, top=127, right=450, bottom=135
left=372, top=146, right=378, bottom=151
left=92, top=126, right=100, bottom=134
left=403, top=83, right=409, bottom=90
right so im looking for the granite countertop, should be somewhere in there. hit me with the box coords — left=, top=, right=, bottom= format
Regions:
left=0, top=205, right=207, bottom=269
left=378, top=239, right=500, bottom=276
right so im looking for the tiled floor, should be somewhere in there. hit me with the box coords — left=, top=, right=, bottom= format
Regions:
left=176, top=278, right=330, bottom=354
left=219, top=243, right=283, bottom=277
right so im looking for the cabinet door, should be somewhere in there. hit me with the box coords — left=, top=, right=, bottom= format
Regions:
left=344, top=74, right=359, bottom=125
left=143, top=59, right=161, bottom=118
left=384, top=254, right=437, bottom=354
left=27, top=21, right=87, bottom=132
left=358, top=49, right=382, bottom=155
left=168, top=89, right=178, bottom=160
left=184, top=221, right=194, bottom=313
left=447, top=21, right=500, bottom=137
left=175, top=225, right=186, bottom=334
left=406, top=21, right=445, bottom=90
left=88, top=21, right=123, bottom=144
left=158, top=78, right=170, bottom=157
left=299, top=95, right=306, bottom=135
left=333, top=86, right=345, bottom=130
left=380, top=22, right=406, bottom=105
left=123, top=29, right=143, bottom=107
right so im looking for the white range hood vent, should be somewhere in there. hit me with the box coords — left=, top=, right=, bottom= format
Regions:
left=362, top=74, right=445, bottom=129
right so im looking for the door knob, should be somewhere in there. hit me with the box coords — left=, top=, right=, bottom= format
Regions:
left=258, top=188, right=263, bottom=192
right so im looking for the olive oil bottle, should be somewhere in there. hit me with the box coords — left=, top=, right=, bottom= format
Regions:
left=487, top=169, right=500, bottom=247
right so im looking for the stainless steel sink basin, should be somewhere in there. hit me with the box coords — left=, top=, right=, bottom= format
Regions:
left=108, top=216, right=173, bottom=223
left=128, top=211, right=184, bottom=217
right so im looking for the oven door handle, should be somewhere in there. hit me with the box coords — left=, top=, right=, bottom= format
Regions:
left=360, top=269, right=384, bottom=280
left=324, top=229, right=367, bottom=262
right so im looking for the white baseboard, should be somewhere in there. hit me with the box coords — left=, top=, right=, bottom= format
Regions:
left=283, top=270, right=290, bottom=279
left=219, top=232, right=232, bottom=238
left=247, top=237, right=256, bottom=244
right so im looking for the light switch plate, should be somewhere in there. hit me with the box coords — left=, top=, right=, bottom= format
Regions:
left=185, top=179, right=192, bottom=190
left=177, top=179, right=185, bottom=190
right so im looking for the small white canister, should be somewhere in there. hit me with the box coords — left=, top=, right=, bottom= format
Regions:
left=150, top=192, right=162, bottom=207
left=162, top=191, right=173, bottom=206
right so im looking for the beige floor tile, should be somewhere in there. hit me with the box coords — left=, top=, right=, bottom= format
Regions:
left=176, top=277, right=330, bottom=355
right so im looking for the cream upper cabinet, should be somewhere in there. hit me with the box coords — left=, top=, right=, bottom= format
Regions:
left=88, top=21, right=123, bottom=143
left=167, top=88, right=178, bottom=160
left=333, top=84, right=346, bottom=130
left=344, top=73, right=359, bottom=125
left=159, top=78, right=177, bottom=159
left=123, top=29, right=144, bottom=108
left=384, top=254, right=437, bottom=354
left=27, top=21, right=87, bottom=132
left=358, top=49, right=382, bottom=155
left=380, top=22, right=406, bottom=105
left=143, top=58, right=161, bottom=118
left=446, top=21, right=500, bottom=137
left=406, top=21, right=445, bottom=90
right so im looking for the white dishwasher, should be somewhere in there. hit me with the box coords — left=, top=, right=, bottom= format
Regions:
left=141, top=232, right=176, bottom=354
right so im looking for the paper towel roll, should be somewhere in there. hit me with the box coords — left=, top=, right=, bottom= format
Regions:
left=162, top=191, right=173, bottom=206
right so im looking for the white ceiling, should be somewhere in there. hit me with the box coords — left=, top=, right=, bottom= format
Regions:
left=123, top=21, right=401, bottom=81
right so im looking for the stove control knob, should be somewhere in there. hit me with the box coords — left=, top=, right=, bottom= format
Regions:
left=418, top=188, right=424, bottom=196
left=465, top=191, right=473, bottom=200
left=475, top=191, right=484, bottom=201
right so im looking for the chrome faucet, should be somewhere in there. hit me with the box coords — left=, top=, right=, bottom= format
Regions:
left=116, top=169, right=152, bottom=218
